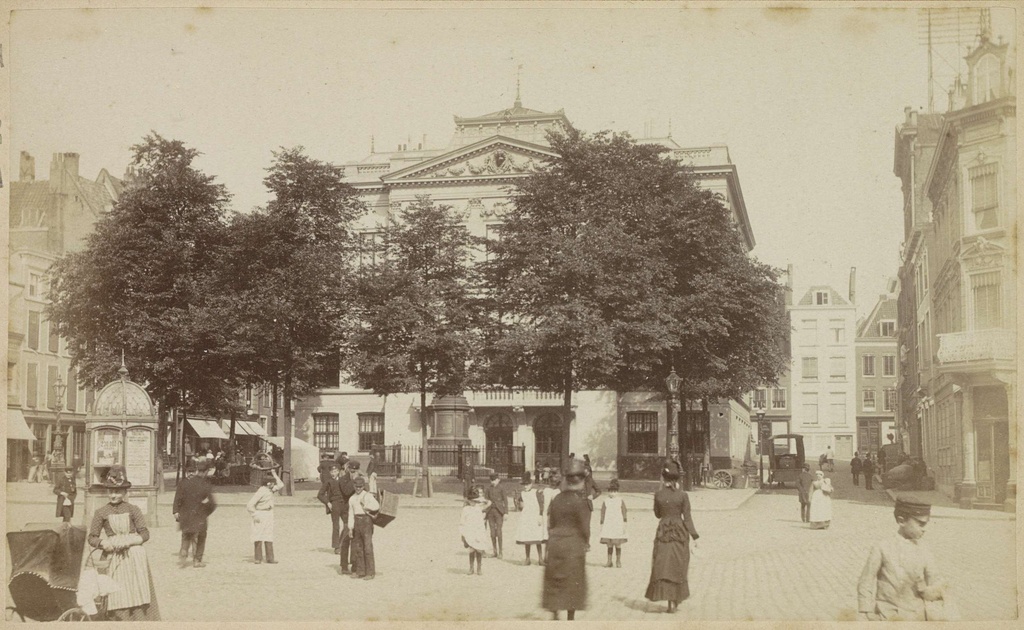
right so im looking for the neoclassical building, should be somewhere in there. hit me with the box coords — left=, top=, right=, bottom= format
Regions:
left=294, top=99, right=757, bottom=478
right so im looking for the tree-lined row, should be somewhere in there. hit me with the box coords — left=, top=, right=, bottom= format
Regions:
left=47, top=128, right=789, bottom=488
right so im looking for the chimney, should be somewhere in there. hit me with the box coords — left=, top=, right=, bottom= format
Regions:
left=63, top=152, right=80, bottom=180
left=19, top=151, right=35, bottom=182
left=904, top=106, right=913, bottom=125
left=50, top=152, right=80, bottom=189
left=848, top=267, right=857, bottom=305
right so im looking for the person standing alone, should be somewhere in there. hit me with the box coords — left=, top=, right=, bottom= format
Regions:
left=173, top=460, right=217, bottom=568
left=862, top=453, right=876, bottom=490
left=484, top=473, right=508, bottom=558
left=851, top=452, right=862, bottom=487
left=54, top=467, right=77, bottom=523
left=796, top=463, right=814, bottom=523
left=348, top=476, right=380, bottom=580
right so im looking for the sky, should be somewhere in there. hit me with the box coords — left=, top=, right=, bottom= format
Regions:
left=10, top=4, right=1017, bottom=318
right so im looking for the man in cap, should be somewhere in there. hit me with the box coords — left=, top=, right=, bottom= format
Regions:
left=318, top=461, right=354, bottom=558
left=796, top=463, right=814, bottom=523
left=347, top=475, right=381, bottom=579
left=173, top=460, right=217, bottom=568
left=484, top=473, right=509, bottom=558
left=857, top=493, right=948, bottom=620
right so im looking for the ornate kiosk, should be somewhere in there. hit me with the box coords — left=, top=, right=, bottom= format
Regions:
left=83, top=362, right=161, bottom=526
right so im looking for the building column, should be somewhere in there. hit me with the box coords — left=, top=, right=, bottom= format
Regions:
left=994, top=372, right=1016, bottom=513
left=959, top=385, right=977, bottom=509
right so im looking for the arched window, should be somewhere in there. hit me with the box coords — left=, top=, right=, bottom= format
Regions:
left=484, top=413, right=514, bottom=468
left=974, top=55, right=1001, bottom=104
left=533, top=413, right=563, bottom=466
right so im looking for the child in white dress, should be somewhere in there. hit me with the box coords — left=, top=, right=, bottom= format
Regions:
left=459, top=486, right=492, bottom=576
left=599, top=479, right=628, bottom=567
left=515, top=473, right=546, bottom=566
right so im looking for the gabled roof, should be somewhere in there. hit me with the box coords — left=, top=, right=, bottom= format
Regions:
left=857, top=295, right=898, bottom=338
left=9, top=182, right=56, bottom=227
left=375, top=135, right=557, bottom=185
left=454, top=102, right=568, bottom=125
left=795, top=286, right=851, bottom=307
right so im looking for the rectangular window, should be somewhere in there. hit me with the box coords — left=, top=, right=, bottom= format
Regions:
left=883, top=355, right=896, bottom=377
left=862, top=355, right=875, bottom=376
left=972, top=271, right=1002, bottom=329
left=800, top=319, right=817, bottom=345
left=28, top=273, right=42, bottom=298
left=801, top=357, right=818, bottom=380
left=359, top=231, right=383, bottom=267
left=879, top=321, right=896, bottom=337
left=970, top=164, right=999, bottom=230
left=802, top=394, right=819, bottom=425
left=752, top=389, right=767, bottom=410
left=626, top=411, right=659, bottom=454
left=829, top=357, right=846, bottom=379
left=884, top=388, right=897, bottom=412
left=47, top=365, right=59, bottom=410
left=771, top=388, right=787, bottom=410
left=863, top=389, right=876, bottom=412
left=28, top=311, right=40, bottom=350
left=48, top=319, right=59, bottom=354
left=26, top=363, right=38, bottom=409
left=313, top=413, right=340, bottom=452
left=815, top=291, right=829, bottom=305
left=357, top=412, right=385, bottom=452
left=830, top=320, right=845, bottom=343
left=66, top=368, right=78, bottom=412
left=829, top=392, right=846, bottom=426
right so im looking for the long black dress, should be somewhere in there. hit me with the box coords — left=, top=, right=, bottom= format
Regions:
left=645, top=486, right=699, bottom=603
left=542, top=490, right=590, bottom=612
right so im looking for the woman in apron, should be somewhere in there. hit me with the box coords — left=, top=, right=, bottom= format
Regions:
left=87, top=465, right=160, bottom=621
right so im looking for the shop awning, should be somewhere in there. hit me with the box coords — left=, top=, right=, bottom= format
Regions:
left=7, top=409, right=36, bottom=441
left=220, top=419, right=267, bottom=437
left=187, top=418, right=229, bottom=440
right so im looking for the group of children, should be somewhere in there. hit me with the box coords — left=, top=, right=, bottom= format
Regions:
left=459, top=471, right=629, bottom=575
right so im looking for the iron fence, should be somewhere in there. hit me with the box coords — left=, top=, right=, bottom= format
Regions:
left=370, top=443, right=525, bottom=479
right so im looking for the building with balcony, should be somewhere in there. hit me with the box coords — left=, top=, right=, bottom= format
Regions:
left=7, top=152, right=124, bottom=481
left=293, top=97, right=757, bottom=479
left=893, top=24, right=1016, bottom=510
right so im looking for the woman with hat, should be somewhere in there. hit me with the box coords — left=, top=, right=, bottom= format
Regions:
left=87, top=465, right=161, bottom=620
left=644, top=459, right=699, bottom=613
left=542, top=459, right=590, bottom=621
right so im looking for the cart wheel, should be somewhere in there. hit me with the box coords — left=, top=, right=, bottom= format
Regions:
left=711, top=470, right=733, bottom=489
left=57, top=607, right=91, bottom=621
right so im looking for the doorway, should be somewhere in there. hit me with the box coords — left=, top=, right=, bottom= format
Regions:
left=835, top=434, right=854, bottom=459
left=533, top=413, right=562, bottom=470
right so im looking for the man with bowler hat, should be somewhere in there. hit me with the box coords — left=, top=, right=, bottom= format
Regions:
left=173, top=460, right=217, bottom=568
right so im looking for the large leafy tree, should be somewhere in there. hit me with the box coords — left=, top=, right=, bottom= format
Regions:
left=481, top=127, right=788, bottom=468
left=47, top=134, right=239, bottom=418
left=214, top=147, right=365, bottom=494
left=344, top=196, right=478, bottom=496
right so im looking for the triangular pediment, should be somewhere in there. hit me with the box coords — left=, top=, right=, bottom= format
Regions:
left=382, top=136, right=557, bottom=183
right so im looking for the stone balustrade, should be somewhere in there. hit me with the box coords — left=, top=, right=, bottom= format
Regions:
left=936, top=329, right=1016, bottom=366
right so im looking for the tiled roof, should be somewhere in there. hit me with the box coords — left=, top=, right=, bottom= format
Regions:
left=796, top=286, right=850, bottom=307
left=857, top=296, right=898, bottom=337
left=9, top=182, right=56, bottom=227
left=455, top=103, right=564, bottom=123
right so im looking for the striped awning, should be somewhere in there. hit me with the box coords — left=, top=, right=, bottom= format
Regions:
left=7, top=409, right=36, bottom=441
left=220, top=419, right=267, bottom=437
left=187, top=418, right=229, bottom=440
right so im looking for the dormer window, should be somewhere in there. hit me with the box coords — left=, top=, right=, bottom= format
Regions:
left=879, top=320, right=896, bottom=337
left=973, top=54, right=1001, bottom=105
left=815, top=291, right=829, bottom=305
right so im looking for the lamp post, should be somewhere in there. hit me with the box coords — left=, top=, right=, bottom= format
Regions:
left=664, top=368, right=681, bottom=462
left=51, top=373, right=69, bottom=480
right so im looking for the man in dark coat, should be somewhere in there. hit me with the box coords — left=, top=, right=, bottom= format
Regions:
left=317, top=461, right=355, bottom=561
left=851, top=452, right=863, bottom=486
left=796, top=463, right=814, bottom=523
left=54, top=467, right=77, bottom=522
left=484, top=473, right=509, bottom=558
left=172, top=461, right=217, bottom=568
left=862, top=454, right=876, bottom=490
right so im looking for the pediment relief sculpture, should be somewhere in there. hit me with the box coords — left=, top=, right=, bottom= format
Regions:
left=420, top=148, right=541, bottom=179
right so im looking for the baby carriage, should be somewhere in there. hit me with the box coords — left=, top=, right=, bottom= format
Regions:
left=6, top=523, right=112, bottom=621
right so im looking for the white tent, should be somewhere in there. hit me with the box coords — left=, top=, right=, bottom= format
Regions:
left=263, top=436, right=320, bottom=482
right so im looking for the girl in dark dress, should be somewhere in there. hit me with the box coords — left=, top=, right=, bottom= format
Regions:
left=542, top=459, right=591, bottom=621
left=645, top=459, right=699, bottom=613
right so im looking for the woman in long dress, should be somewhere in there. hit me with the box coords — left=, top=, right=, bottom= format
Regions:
left=645, top=459, right=699, bottom=614
left=87, top=465, right=160, bottom=621
left=542, top=459, right=590, bottom=621
left=540, top=474, right=561, bottom=564
left=809, top=470, right=834, bottom=529
left=516, top=472, right=546, bottom=566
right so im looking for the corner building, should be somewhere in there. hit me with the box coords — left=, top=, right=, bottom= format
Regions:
left=293, top=99, right=757, bottom=479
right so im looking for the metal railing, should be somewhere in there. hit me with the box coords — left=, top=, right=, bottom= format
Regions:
left=369, top=443, right=525, bottom=479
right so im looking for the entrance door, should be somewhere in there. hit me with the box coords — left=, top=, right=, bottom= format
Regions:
left=534, top=413, right=562, bottom=470
left=858, top=421, right=880, bottom=455
left=835, top=434, right=853, bottom=459
left=484, top=413, right=514, bottom=474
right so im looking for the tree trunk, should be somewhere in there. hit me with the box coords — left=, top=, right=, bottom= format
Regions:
left=228, top=409, right=237, bottom=462
left=283, top=372, right=294, bottom=497
left=679, top=390, right=689, bottom=490
left=420, top=381, right=432, bottom=498
left=561, top=369, right=573, bottom=473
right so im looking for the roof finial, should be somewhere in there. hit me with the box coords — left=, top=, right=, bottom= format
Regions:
left=118, top=350, right=129, bottom=381
left=980, top=7, right=992, bottom=43
left=668, top=117, right=673, bottom=139
left=515, top=64, right=523, bottom=108
left=370, top=135, right=375, bottom=154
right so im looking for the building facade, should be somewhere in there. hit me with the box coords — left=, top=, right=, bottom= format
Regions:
left=894, top=28, right=1016, bottom=510
left=8, top=152, right=124, bottom=481
left=293, top=99, right=757, bottom=478
left=854, top=291, right=899, bottom=456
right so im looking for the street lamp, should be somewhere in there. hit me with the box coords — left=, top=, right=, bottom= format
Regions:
left=664, top=368, right=681, bottom=462
left=52, top=373, right=69, bottom=478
